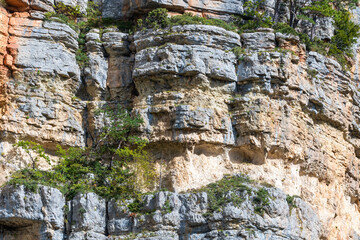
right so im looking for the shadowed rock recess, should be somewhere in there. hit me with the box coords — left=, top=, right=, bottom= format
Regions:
left=0, top=0, right=360, bottom=239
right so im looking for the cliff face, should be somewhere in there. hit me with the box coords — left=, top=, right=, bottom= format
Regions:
left=0, top=179, right=323, bottom=239
left=0, top=0, right=360, bottom=239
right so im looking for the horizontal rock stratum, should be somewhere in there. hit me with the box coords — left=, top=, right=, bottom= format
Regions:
left=0, top=178, right=322, bottom=239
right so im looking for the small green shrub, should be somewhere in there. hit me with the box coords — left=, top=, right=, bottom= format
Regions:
left=54, top=2, right=82, bottom=20
left=44, top=12, right=79, bottom=30
left=232, top=47, right=247, bottom=60
left=79, top=207, right=86, bottom=217
left=8, top=169, right=51, bottom=193
left=253, top=188, right=270, bottom=216
left=236, top=0, right=273, bottom=32
left=273, top=22, right=298, bottom=36
left=307, top=68, right=318, bottom=79
left=332, top=10, right=360, bottom=53
left=127, top=198, right=143, bottom=213
left=193, top=175, right=253, bottom=213
left=75, top=49, right=89, bottom=67
left=6, top=105, right=156, bottom=201
left=286, top=195, right=298, bottom=214
left=137, top=8, right=169, bottom=29
left=162, top=199, right=172, bottom=214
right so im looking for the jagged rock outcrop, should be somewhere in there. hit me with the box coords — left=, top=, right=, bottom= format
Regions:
left=0, top=183, right=323, bottom=239
left=0, top=0, right=360, bottom=239
left=0, top=185, right=65, bottom=239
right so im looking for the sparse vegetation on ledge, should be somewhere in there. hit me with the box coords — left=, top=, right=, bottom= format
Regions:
left=191, top=174, right=276, bottom=216
left=138, top=0, right=359, bottom=69
left=6, top=105, right=156, bottom=201
left=137, top=8, right=237, bottom=32
left=43, top=0, right=360, bottom=70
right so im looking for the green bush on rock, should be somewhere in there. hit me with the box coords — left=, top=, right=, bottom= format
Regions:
left=6, top=105, right=156, bottom=201
left=136, top=8, right=237, bottom=32
left=138, top=2, right=359, bottom=69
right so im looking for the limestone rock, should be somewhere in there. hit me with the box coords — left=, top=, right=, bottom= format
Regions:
left=0, top=185, right=65, bottom=239
left=69, top=192, right=107, bottom=235
left=106, top=184, right=322, bottom=239
left=134, top=25, right=241, bottom=52
left=102, top=31, right=133, bottom=101
left=101, top=0, right=245, bottom=19
left=84, top=30, right=108, bottom=100
left=241, top=31, right=276, bottom=50
left=0, top=0, right=359, bottom=236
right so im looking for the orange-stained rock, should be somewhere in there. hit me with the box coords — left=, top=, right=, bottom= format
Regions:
left=3, top=54, right=12, bottom=67
left=6, top=43, right=18, bottom=56
left=5, top=0, right=28, bottom=8
left=9, top=16, right=41, bottom=27
left=0, top=8, right=8, bottom=37
left=0, top=6, right=9, bottom=117
left=11, top=12, right=30, bottom=18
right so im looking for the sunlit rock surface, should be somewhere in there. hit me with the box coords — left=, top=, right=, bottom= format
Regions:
left=0, top=0, right=360, bottom=239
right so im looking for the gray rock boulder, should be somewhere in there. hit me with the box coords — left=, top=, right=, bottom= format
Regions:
left=241, top=31, right=276, bottom=51
left=84, top=30, right=108, bottom=100
left=69, top=192, right=107, bottom=235
left=0, top=185, right=65, bottom=240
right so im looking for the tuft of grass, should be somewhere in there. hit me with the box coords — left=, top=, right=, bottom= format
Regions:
left=253, top=188, right=270, bottom=216
left=307, top=68, right=318, bottom=79
left=286, top=195, right=299, bottom=214
left=232, top=47, right=248, bottom=60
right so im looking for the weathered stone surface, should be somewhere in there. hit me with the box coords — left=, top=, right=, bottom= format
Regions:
left=106, top=182, right=322, bottom=239
left=134, top=44, right=237, bottom=81
left=69, top=192, right=106, bottom=235
left=0, top=7, right=9, bottom=117
left=5, top=0, right=29, bottom=10
left=0, top=183, right=322, bottom=239
left=84, top=30, right=108, bottom=100
left=10, top=19, right=79, bottom=78
left=101, top=30, right=134, bottom=101
left=55, top=0, right=88, bottom=14
left=0, top=185, right=65, bottom=239
left=131, top=24, right=360, bottom=239
left=134, top=25, right=241, bottom=52
left=101, top=0, right=245, bottom=19
left=241, top=31, right=276, bottom=50
left=0, top=0, right=358, bottom=236
left=0, top=14, right=85, bottom=184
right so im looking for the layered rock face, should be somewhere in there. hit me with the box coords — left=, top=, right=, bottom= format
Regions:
left=0, top=0, right=360, bottom=239
left=0, top=182, right=322, bottom=239
left=129, top=26, right=360, bottom=238
left=0, top=9, right=85, bottom=182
